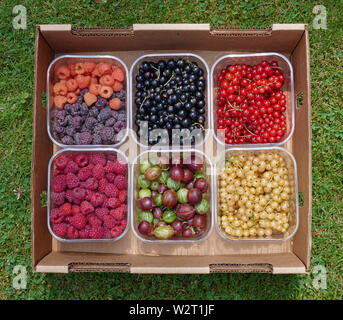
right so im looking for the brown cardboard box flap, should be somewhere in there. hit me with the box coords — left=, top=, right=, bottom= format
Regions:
left=35, top=251, right=305, bottom=274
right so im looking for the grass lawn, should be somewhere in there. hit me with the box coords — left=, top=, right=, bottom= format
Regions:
left=0, top=0, right=342, bottom=300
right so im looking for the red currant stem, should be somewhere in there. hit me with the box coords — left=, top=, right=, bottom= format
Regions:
left=271, top=66, right=282, bottom=70
left=164, top=72, right=175, bottom=87
left=243, top=123, right=257, bottom=136
left=227, top=100, right=243, bottom=112
left=192, top=122, right=205, bottom=130
left=257, top=80, right=277, bottom=88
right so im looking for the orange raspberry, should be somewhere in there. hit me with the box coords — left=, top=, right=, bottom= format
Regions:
left=69, top=63, right=77, bottom=76
left=109, top=98, right=121, bottom=110
left=66, top=78, right=78, bottom=92
left=54, top=95, right=67, bottom=109
left=75, top=62, right=85, bottom=75
left=112, top=81, right=123, bottom=92
left=75, top=75, right=91, bottom=89
left=90, top=77, right=98, bottom=85
left=99, top=86, right=113, bottom=99
left=53, top=81, right=68, bottom=96
left=66, top=92, right=77, bottom=104
left=97, top=62, right=112, bottom=76
left=84, top=92, right=97, bottom=106
left=100, top=74, right=114, bottom=87
left=112, top=68, right=125, bottom=82
left=84, top=62, right=96, bottom=74
left=89, top=83, right=101, bottom=96
left=75, top=88, right=80, bottom=95
left=56, top=65, right=70, bottom=80
left=91, top=66, right=101, bottom=78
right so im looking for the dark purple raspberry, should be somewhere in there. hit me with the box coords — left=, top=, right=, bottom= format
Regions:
left=53, top=124, right=65, bottom=134
left=61, top=135, right=74, bottom=145
left=114, top=121, right=125, bottom=133
left=80, top=103, right=89, bottom=116
left=93, top=123, right=104, bottom=135
left=92, top=134, right=102, bottom=145
left=85, top=117, right=97, bottom=129
left=117, top=111, right=126, bottom=122
left=105, top=118, right=116, bottom=127
left=80, top=88, right=89, bottom=96
left=95, top=97, right=108, bottom=109
left=71, top=116, right=83, bottom=129
left=79, top=132, right=93, bottom=145
left=111, top=110, right=119, bottom=120
left=88, top=107, right=99, bottom=118
left=99, top=127, right=114, bottom=142
left=97, top=107, right=112, bottom=122
left=65, top=126, right=75, bottom=137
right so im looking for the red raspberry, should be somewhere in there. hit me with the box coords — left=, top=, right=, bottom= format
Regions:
left=90, top=153, right=106, bottom=166
left=92, top=163, right=105, bottom=180
left=119, top=203, right=127, bottom=213
left=78, top=166, right=92, bottom=181
left=67, top=154, right=74, bottom=162
left=118, top=190, right=127, bottom=203
left=85, top=189, right=95, bottom=201
left=113, top=175, right=127, bottom=190
left=102, top=197, right=109, bottom=208
left=104, top=161, right=116, bottom=173
left=55, top=155, right=68, bottom=170
left=89, top=226, right=104, bottom=239
left=52, top=223, right=68, bottom=237
left=67, top=225, right=79, bottom=239
left=98, top=178, right=108, bottom=193
left=110, top=226, right=123, bottom=238
left=80, top=200, right=94, bottom=215
left=51, top=192, right=65, bottom=206
left=66, top=173, right=79, bottom=189
left=103, top=228, right=113, bottom=239
left=65, top=189, right=74, bottom=203
left=51, top=175, right=66, bottom=193
left=112, top=159, right=127, bottom=175
left=54, top=169, right=64, bottom=176
left=120, top=219, right=127, bottom=230
left=60, top=203, right=72, bottom=216
left=95, top=207, right=109, bottom=220
left=107, top=155, right=117, bottom=162
left=74, top=154, right=89, bottom=167
left=82, top=178, right=98, bottom=190
left=105, top=183, right=119, bottom=198
left=50, top=208, right=64, bottom=223
left=71, top=213, right=87, bottom=230
left=103, top=214, right=116, bottom=229
left=79, top=227, right=90, bottom=239
left=106, top=172, right=116, bottom=183
left=88, top=214, right=102, bottom=227
left=72, top=205, right=80, bottom=215
left=64, top=161, right=79, bottom=174
left=108, top=197, right=121, bottom=209
left=72, top=187, right=86, bottom=202
left=110, top=207, right=125, bottom=221
left=91, top=192, right=104, bottom=207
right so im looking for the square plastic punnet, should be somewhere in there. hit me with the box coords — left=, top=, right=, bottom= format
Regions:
left=47, top=148, right=130, bottom=242
left=211, top=53, right=294, bottom=147
left=129, top=53, right=210, bottom=148
left=130, top=149, right=214, bottom=243
left=214, top=146, right=299, bottom=241
left=47, top=55, right=129, bottom=148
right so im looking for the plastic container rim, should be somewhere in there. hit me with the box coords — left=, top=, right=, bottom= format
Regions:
left=46, top=54, right=130, bottom=149
left=47, top=147, right=130, bottom=242
left=130, top=148, right=215, bottom=243
left=210, top=52, right=295, bottom=148
left=214, top=145, right=299, bottom=242
left=129, top=52, right=211, bottom=149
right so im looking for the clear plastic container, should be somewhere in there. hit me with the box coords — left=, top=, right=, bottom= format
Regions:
left=130, top=149, right=214, bottom=243
left=47, top=55, right=129, bottom=148
left=129, top=53, right=210, bottom=148
left=47, top=148, right=130, bottom=242
left=211, top=53, right=294, bottom=147
left=214, top=146, right=299, bottom=241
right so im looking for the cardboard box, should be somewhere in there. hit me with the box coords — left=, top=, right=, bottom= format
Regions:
left=32, top=23, right=311, bottom=274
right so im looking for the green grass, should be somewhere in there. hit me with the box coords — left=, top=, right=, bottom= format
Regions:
left=0, top=0, right=342, bottom=300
